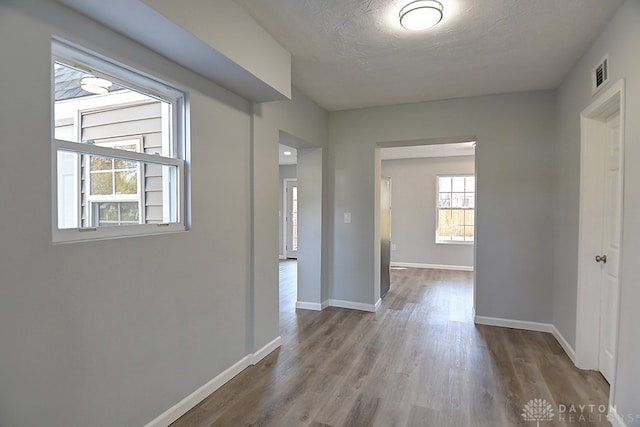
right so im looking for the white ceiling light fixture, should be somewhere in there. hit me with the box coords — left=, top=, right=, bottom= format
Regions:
left=80, top=74, right=113, bottom=95
left=283, top=151, right=292, bottom=156
left=399, top=0, right=444, bottom=31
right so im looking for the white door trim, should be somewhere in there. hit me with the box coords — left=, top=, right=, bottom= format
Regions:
left=576, top=80, right=625, bottom=388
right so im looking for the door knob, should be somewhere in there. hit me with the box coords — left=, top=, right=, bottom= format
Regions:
left=595, top=255, right=607, bottom=263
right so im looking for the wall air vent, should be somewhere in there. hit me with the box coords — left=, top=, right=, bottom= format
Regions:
left=592, top=55, right=609, bottom=94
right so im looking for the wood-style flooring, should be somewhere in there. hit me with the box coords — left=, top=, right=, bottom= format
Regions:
left=172, top=261, right=610, bottom=426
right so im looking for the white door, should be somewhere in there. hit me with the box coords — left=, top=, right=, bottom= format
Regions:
left=598, top=112, right=622, bottom=383
left=285, top=180, right=298, bottom=259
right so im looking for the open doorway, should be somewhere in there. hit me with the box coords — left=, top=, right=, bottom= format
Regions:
left=279, top=144, right=297, bottom=259
left=378, top=141, right=476, bottom=310
left=278, top=142, right=298, bottom=319
left=278, top=130, right=326, bottom=314
left=284, top=179, right=298, bottom=259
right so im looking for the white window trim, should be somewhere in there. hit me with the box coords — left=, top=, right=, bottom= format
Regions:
left=436, top=239, right=474, bottom=246
left=161, top=102, right=173, bottom=222
left=435, top=174, right=475, bottom=245
left=52, top=38, right=189, bottom=243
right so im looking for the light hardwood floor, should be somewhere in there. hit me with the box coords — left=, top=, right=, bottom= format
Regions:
left=172, top=261, right=610, bottom=427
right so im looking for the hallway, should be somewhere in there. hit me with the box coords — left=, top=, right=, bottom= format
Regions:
left=173, top=264, right=610, bottom=426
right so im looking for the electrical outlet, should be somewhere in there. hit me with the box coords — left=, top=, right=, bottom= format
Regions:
left=344, top=212, right=351, bottom=223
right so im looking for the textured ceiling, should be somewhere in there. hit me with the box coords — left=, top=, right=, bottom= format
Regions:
left=234, top=0, right=623, bottom=111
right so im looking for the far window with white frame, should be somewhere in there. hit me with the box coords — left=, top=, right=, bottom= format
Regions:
left=52, top=39, right=189, bottom=242
left=436, top=175, right=475, bottom=243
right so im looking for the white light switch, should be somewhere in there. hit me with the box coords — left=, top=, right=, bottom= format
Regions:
left=344, top=212, right=351, bottom=223
left=391, top=243, right=397, bottom=251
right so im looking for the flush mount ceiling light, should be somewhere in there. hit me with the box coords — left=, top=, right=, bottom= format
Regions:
left=399, top=0, right=443, bottom=30
left=80, top=74, right=113, bottom=95
left=283, top=151, right=292, bottom=156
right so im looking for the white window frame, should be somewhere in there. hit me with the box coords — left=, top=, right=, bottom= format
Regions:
left=52, top=38, right=189, bottom=243
left=435, top=174, right=475, bottom=244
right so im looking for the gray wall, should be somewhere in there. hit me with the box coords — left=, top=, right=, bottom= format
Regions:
left=381, top=156, right=475, bottom=268
left=0, top=2, right=328, bottom=426
left=0, top=4, right=247, bottom=425
left=278, top=164, right=296, bottom=256
left=329, top=91, right=556, bottom=320
left=297, top=148, right=325, bottom=304
left=554, top=0, right=640, bottom=421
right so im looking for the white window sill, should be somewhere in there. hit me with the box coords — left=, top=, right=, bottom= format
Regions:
left=435, top=240, right=474, bottom=245
left=53, top=223, right=186, bottom=244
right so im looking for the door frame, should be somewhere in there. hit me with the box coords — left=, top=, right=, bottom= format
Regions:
left=380, top=176, right=392, bottom=298
left=283, top=178, right=297, bottom=259
left=575, top=79, right=625, bottom=386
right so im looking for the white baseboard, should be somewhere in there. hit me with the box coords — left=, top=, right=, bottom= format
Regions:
left=145, top=337, right=281, bottom=427
left=329, top=299, right=378, bottom=312
left=297, top=299, right=378, bottom=313
left=249, top=336, right=282, bottom=365
left=473, top=316, right=592, bottom=376
left=296, top=301, right=323, bottom=311
left=144, top=356, right=249, bottom=427
left=475, top=316, right=597, bottom=390
left=551, top=325, right=576, bottom=364
left=475, top=317, right=581, bottom=366
left=391, top=262, right=473, bottom=272
left=608, top=405, right=628, bottom=427
left=474, top=316, right=553, bottom=333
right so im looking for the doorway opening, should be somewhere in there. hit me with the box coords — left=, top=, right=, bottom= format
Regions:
left=278, top=140, right=298, bottom=324
left=284, top=179, right=298, bottom=259
left=277, top=130, right=326, bottom=315
left=279, top=143, right=297, bottom=260
left=377, top=140, right=476, bottom=312
left=576, top=80, right=625, bottom=395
